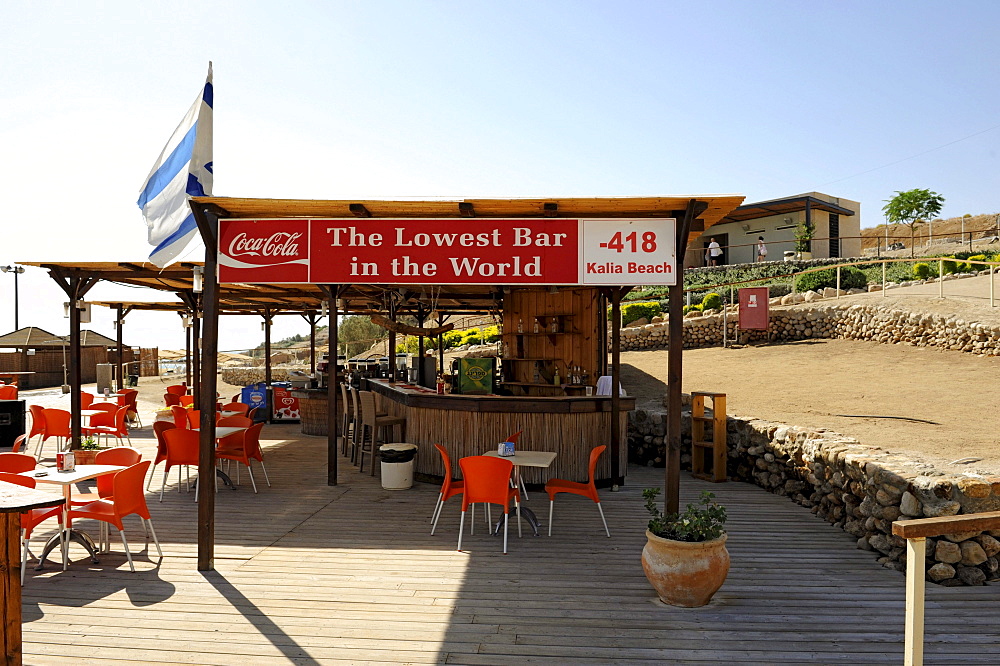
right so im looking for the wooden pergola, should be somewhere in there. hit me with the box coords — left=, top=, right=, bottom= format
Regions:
left=23, top=193, right=745, bottom=571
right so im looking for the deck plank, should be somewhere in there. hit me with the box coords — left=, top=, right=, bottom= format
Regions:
left=18, top=420, right=1000, bottom=664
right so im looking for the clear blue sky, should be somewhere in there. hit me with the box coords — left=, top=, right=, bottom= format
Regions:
left=2, top=1, right=999, bottom=351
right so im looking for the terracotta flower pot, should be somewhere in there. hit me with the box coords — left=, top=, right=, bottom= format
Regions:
left=74, top=450, right=100, bottom=465
left=641, top=530, right=729, bottom=607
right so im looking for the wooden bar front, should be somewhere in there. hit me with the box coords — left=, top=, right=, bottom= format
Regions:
left=292, top=383, right=633, bottom=485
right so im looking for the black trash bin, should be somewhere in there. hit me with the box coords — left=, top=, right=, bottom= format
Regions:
left=0, top=400, right=25, bottom=449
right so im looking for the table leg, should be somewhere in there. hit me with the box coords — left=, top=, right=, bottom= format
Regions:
left=35, top=529, right=100, bottom=571
left=494, top=505, right=540, bottom=537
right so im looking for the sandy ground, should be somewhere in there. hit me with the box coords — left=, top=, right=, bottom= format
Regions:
left=620, top=273, right=1000, bottom=477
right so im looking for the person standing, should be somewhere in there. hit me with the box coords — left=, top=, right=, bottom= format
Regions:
left=707, top=238, right=722, bottom=266
left=756, top=236, right=767, bottom=262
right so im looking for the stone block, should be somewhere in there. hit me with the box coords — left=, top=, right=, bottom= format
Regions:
left=935, top=540, right=962, bottom=564
left=927, top=562, right=956, bottom=582
left=960, top=541, right=988, bottom=566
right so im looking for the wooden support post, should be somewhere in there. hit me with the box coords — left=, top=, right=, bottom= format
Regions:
left=115, top=304, right=124, bottom=390
left=191, top=297, right=201, bottom=406
left=904, top=537, right=926, bottom=666
left=883, top=261, right=887, bottom=298
left=184, top=315, right=192, bottom=386
left=46, top=270, right=98, bottom=450
left=318, top=285, right=345, bottom=486
left=610, top=287, right=622, bottom=487
left=193, top=205, right=221, bottom=572
left=938, top=259, right=944, bottom=298
left=665, top=200, right=704, bottom=514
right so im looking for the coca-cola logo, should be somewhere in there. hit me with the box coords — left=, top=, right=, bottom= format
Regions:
left=228, top=232, right=303, bottom=258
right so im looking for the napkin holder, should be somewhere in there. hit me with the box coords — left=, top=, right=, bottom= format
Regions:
left=497, top=441, right=515, bottom=457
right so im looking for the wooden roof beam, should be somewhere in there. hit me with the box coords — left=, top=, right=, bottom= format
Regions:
left=543, top=203, right=558, bottom=217
left=349, top=204, right=372, bottom=218
left=459, top=202, right=475, bottom=217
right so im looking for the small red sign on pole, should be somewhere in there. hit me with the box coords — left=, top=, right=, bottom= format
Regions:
left=738, top=287, right=770, bottom=330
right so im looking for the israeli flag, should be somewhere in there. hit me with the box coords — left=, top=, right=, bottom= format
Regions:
left=138, top=63, right=213, bottom=268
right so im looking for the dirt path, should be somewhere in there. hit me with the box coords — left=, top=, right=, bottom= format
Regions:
left=621, top=338, right=1000, bottom=477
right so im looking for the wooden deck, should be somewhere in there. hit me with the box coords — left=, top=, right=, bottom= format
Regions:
left=19, top=423, right=1000, bottom=664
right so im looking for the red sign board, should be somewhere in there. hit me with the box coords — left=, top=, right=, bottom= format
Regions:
left=217, top=218, right=677, bottom=286
left=738, top=287, right=770, bottom=330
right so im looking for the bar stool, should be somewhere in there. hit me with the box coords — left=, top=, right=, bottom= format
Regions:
left=339, top=383, right=354, bottom=456
left=357, top=391, right=406, bottom=476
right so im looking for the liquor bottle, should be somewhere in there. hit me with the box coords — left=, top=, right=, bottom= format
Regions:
left=553, top=368, right=560, bottom=386
left=550, top=319, right=558, bottom=333
left=533, top=319, right=539, bottom=333
left=517, top=318, right=523, bottom=333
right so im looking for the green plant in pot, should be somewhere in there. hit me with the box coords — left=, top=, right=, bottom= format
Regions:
left=641, top=489, right=729, bottom=607
left=794, top=218, right=814, bottom=260
left=75, top=436, right=101, bottom=464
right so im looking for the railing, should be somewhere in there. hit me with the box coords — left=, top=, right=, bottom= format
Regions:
left=649, top=256, right=1000, bottom=309
left=892, top=512, right=1000, bottom=666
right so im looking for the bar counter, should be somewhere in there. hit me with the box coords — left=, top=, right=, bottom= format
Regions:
left=292, top=381, right=634, bottom=485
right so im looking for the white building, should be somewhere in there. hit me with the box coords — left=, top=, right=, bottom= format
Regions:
left=689, top=192, right=860, bottom=266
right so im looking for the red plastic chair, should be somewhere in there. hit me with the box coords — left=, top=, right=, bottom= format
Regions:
left=187, top=409, right=206, bottom=429
left=430, top=444, right=464, bottom=535
left=0, top=473, right=63, bottom=583
left=179, top=395, right=194, bottom=408
left=241, top=422, right=270, bottom=487
left=457, top=456, right=521, bottom=554
left=215, top=423, right=266, bottom=492
left=163, top=393, right=181, bottom=407
left=80, top=392, right=95, bottom=409
left=219, top=402, right=249, bottom=416
left=545, top=445, right=610, bottom=538
left=170, top=405, right=189, bottom=429
left=160, top=428, right=200, bottom=500
left=0, top=385, right=18, bottom=400
left=69, top=461, right=162, bottom=571
left=12, top=434, right=26, bottom=453
left=217, top=415, right=252, bottom=428
left=85, top=406, right=131, bottom=447
left=38, top=408, right=71, bottom=460
left=149, top=421, right=176, bottom=490
left=71, top=447, right=143, bottom=505
left=28, top=404, right=46, bottom=450
left=0, top=452, right=37, bottom=473
left=117, top=390, right=142, bottom=427
left=165, top=385, right=187, bottom=397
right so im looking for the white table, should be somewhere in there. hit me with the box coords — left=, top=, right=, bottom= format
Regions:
left=22, top=464, right=124, bottom=569
left=483, top=450, right=557, bottom=536
left=192, top=426, right=247, bottom=438
left=189, top=427, right=249, bottom=491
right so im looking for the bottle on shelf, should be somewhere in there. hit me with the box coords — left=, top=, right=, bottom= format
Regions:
left=533, top=319, right=539, bottom=333
left=553, top=367, right=560, bottom=386
left=550, top=318, right=558, bottom=333
left=517, top=318, right=523, bottom=333
left=532, top=366, right=541, bottom=384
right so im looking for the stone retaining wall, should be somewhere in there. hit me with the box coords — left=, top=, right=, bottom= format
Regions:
left=620, top=299, right=1000, bottom=356
left=629, top=407, right=1000, bottom=585
left=221, top=367, right=297, bottom=386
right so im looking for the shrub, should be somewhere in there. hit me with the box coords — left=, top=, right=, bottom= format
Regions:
left=913, top=263, right=931, bottom=279
left=442, top=330, right=464, bottom=349
left=620, top=301, right=662, bottom=325
left=794, top=266, right=867, bottom=292
left=700, top=293, right=723, bottom=311
left=940, top=259, right=959, bottom=275
left=462, top=334, right=482, bottom=346
left=481, top=325, right=501, bottom=343
left=682, top=304, right=703, bottom=315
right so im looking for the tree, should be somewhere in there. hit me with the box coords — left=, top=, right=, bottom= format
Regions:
left=882, top=189, right=945, bottom=257
left=337, top=315, right=387, bottom=358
